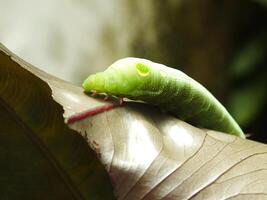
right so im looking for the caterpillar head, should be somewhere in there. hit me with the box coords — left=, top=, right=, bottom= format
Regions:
left=82, top=57, right=153, bottom=97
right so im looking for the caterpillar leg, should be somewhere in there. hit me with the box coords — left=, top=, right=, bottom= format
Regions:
left=91, top=90, right=97, bottom=97
left=103, top=94, right=124, bottom=105
left=103, top=95, right=111, bottom=101
left=118, top=97, right=124, bottom=105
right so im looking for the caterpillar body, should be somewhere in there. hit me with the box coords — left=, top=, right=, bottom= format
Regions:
left=82, top=58, right=245, bottom=138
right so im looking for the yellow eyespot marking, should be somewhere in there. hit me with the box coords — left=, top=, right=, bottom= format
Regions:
left=136, top=63, right=150, bottom=77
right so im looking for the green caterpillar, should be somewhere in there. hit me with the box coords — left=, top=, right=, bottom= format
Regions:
left=82, top=58, right=245, bottom=138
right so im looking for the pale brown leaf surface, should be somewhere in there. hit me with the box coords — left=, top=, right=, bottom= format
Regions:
left=68, top=105, right=267, bottom=200
left=1, top=43, right=267, bottom=200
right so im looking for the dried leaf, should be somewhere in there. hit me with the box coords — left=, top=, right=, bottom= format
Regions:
left=1, top=43, right=267, bottom=200
left=0, top=43, right=114, bottom=199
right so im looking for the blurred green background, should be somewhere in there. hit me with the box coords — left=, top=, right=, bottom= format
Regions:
left=0, top=0, right=266, bottom=142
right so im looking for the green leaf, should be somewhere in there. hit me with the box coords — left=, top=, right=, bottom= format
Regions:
left=230, top=38, right=265, bottom=78
left=253, top=0, right=267, bottom=8
left=228, top=78, right=267, bottom=127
